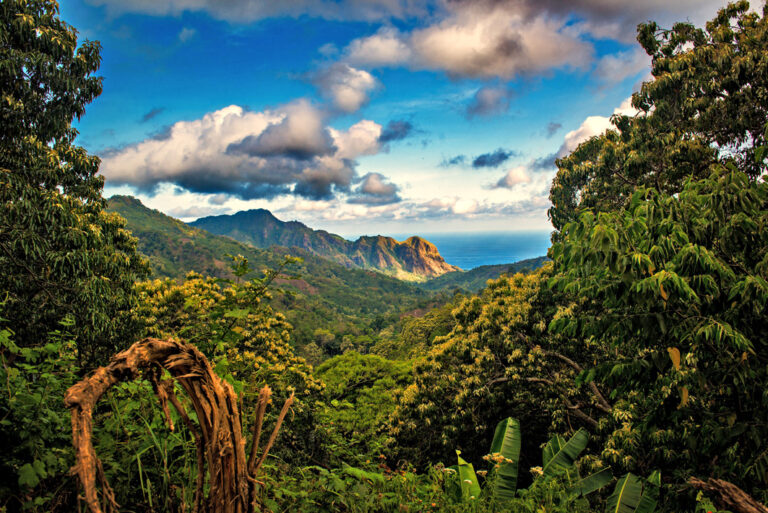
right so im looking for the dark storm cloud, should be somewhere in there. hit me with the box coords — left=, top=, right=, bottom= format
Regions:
left=544, top=122, right=562, bottom=138
left=378, top=120, right=414, bottom=143
left=466, top=86, right=514, bottom=118
left=440, top=154, right=467, bottom=167
left=227, top=132, right=335, bottom=160
left=347, top=172, right=401, bottom=205
left=140, top=107, right=165, bottom=123
left=132, top=165, right=293, bottom=200
left=472, top=148, right=518, bottom=168
left=531, top=153, right=557, bottom=170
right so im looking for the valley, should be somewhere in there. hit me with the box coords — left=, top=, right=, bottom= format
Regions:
left=108, top=195, right=546, bottom=359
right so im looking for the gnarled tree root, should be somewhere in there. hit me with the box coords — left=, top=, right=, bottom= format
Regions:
left=64, top=337, right=294, bottom=513
left=689, top=477, right=768, bottom=513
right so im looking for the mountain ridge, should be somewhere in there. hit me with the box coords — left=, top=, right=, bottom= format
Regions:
left=105, top=195, right=434, bottom=347
left=190, top=209, right=460, bottom=281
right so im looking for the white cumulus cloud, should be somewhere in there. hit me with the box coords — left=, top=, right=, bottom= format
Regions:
left=312, top=63, right=379, bottom=113
left=557, top=97, right=638, bottom=157
left=493, top=166, right=532, bottom=189
left=346, top=27, right=413, bottom=66
left=99, top=101, right=385, bottom=201
left=343, top=3, right=593, bottom=79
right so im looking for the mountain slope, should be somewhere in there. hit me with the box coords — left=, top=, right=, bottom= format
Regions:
left=419, top=257, right=549, bottom=292
left=107, top=195, right=432, bottom=348
left=190, top=209, right=460, bottom=281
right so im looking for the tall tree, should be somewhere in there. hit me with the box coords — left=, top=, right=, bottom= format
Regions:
left=550, top=165, right=768, bottom=504
left=546, top=1, right=768, bottom=506
left=0, top=0, right=149, bottom=365
left=549, top=0, right=768, bottom=231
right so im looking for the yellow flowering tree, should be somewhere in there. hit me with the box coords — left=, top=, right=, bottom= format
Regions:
left=133, top=260, right=325, bottom=464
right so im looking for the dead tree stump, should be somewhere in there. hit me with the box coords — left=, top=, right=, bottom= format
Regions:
left=64, top=337, right=293, bottom=513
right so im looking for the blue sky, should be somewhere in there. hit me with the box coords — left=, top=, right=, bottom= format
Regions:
left=61, top=0, right=728, bottom=237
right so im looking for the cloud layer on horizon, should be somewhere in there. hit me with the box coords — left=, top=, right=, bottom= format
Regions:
left=100, top=100, right=398, bottom=201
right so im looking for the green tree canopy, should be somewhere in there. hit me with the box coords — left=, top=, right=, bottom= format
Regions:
left=388, top=270, right=611, bottom=477
left=546, top=4, right=768, bottom=505
left=550, top=165, right=768, bottom=503
left=0, top=0, right=149, bottom=364
left=549, top=1, right=768, bottom=231
left=315, top=351, right=412, bottom=467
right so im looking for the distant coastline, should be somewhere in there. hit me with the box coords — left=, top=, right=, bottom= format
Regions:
left=387, top=231, right=552, bottom=270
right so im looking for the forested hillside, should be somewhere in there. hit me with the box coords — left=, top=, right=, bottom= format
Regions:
left=107, top=195, right=436, bottom=355
left=417, top=256, right=549, bottom=292
left=2, top=1, right=768, bottom=513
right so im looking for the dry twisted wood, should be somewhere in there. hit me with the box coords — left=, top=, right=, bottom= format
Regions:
left=689, top=477, right=768, bottom=513
left=64, top=338, right=294, bottom=513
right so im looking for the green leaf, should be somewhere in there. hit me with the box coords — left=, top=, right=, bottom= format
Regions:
left=0, top=329, right=20, bottom=353
left=456, top=450, right=481, bottom=502
left=342, top=463, right=385, bottom=484
left=224, top=308, right=249, bottom=319
left=543, top=435, right=565, bottom=468
left=572, top=467, right=613, bottom=496
left=32, top=459, right=47, bottom=479
left=635, top=471, right=661, bottom=513
left=542, top=428, right=589, bottom=477
left=605, top=473, right=643, bottom=513
left=488, top=417, right=521, bottom=501
left=18, top=463, right=40, bottom=488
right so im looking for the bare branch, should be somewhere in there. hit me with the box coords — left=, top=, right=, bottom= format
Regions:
left=544, top=350, right=612, bottom=413
left=247, top=386, right=272, bottom=475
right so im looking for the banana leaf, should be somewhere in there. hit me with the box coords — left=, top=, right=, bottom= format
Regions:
left=489, top=417, right=522, bottom=500
left=605, top=473, right=643, bottom=513
left=635, top=471, right=660, bottom=513
left=456, top=450, right=481, bottom=501
left=605, top=471, right=661, bottom=513
left=571, top=467, right=613, bottom=496
left=542, top=428, right=589, bottom=477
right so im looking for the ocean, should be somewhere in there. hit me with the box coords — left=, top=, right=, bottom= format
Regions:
left=389, top=231, right=553, bottom=271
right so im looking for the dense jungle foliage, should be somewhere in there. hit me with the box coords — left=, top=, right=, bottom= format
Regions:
left=1, top=0, right=767, bottom=512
